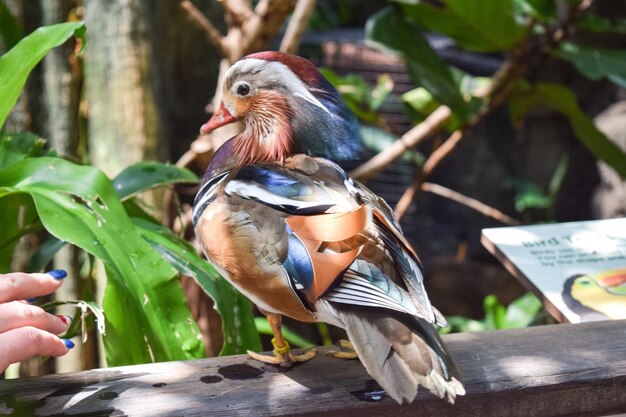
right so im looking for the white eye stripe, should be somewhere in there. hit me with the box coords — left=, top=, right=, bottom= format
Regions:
left=293, top=91, right=331, bottom=115
left=228, top=59, right=331, bottom=114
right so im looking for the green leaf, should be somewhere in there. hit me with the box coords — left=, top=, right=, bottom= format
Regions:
left=483, top=294, right=507, bottom=330
left=396, top=0, right=527, bottom=52
left=122, top=198, right=162, bottom=224
left=507, top=79, right=536, bottom=126
left=370, top=74, right=394, bottom=111
left=46, top=299, right=106, bottom=341
left=402, top=86, right=463, bottom=131
left=0, top=1, right=23, bottom=50
left=578, top=14, right=626, bottom=34
left=40, top=298, right=103, bottom=341
left=402, top=87, right=440, bottom=117
left=556, top=42, right=626, bottom=89
left=0, top=157, right=205, bottom=365
left=514, top=181, right=551, bottom=213
left=439, top=315, right=485, bottom=334
left=132, top=217, right=262, bottom=355
left=359, top=125, right=425, bottom=165
left=112, top=162, right=198, bottom=200
left=509, top=82, right=626, bottom=179
left=320, top=68, right=392, bottom=124
left=27, top=237, right=65, bottom=273
left=366, top=6, right=468, bottom=117
left=0, top=21, right=86, bottom=128
left=401, top=78, right=483, bottom=131
left=512, top=0, right=556, bottom=20
left=0, top=193, right=40, bottom=272
left=513, top=155, right=568, bottom=213
left=0, top=131, right=49, bottom=169
left=548, top=155, right=569, bottom=197
left=538, top=83, right=626, bottom=179
left=28, top=161, right=196, bottom=266
left=504, top=292, right=543, bottom=328
left=441, top=292, right=544, bottom=334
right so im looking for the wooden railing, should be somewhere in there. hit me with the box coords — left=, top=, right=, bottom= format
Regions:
left=1, top=320, right=624, bottom=416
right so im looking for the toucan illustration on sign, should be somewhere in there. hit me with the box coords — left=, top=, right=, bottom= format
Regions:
left=562, top=269, right=626, bottom=320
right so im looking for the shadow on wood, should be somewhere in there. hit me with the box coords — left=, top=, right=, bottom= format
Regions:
left=0, top=320, right=624, bottom=416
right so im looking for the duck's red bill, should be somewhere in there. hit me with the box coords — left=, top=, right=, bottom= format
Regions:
left=200, top=102, right=236, bottom=134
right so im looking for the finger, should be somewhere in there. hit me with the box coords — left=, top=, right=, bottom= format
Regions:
left=0, top=301, right=70, bottom=335
left=0, top=327, right=73, bottom=373
left=0, top=270, right=67, bottom=304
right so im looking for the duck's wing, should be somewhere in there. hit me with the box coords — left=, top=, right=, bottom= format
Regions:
left=221, top=156, right=443, bottom=325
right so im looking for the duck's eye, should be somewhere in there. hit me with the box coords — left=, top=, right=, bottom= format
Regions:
left=235, top=82, right=251, bottom=97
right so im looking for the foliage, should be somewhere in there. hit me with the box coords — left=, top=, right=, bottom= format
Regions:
left=509, top=82, right=626, bottom=177
left=366, top=6, right=469, bottom=118
left=0, top=22, right=261, bottom=366
left=555, top=42, right=626, bottom=89
left=398, top=0, right=527, bottom=52
left=344, top=0, right=626, bottom=334
left=359, top=125, right=425, bottom=165
left=0, top=22, right=85, bottom=128
left=320, top=68, right=394, bottom=125
left=309, top=0, right=360, bottom=31
left=440, top=293, right=545, bottom=334
left=365, top=0, right=626, bottom=179
left=0, top=0, right=22, bottom=50
left=321, top=68, right=426, bottom=164
left=512, top=155, right=568, bottom=218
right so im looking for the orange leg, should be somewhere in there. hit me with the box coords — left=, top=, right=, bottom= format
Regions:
left=247, top=313, right=316, bottom=367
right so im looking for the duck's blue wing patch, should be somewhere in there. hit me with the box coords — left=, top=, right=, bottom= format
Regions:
left=283, top=226, right=316, bottom=309
left=225, top=164, right=354, bottom=215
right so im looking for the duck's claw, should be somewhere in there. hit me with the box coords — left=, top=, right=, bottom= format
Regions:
left=326, top=339, right=358, bottom=360
left=247, top=338, right=316, bottom=368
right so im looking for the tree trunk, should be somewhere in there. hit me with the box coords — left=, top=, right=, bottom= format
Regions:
left=41, top=0, right=82, bottom=157
left=83, top=0, right=168, bottom=177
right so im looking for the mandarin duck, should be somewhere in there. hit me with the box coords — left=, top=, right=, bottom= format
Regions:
left=563, top=269, right=626, bottom=321
left=192, top=51, right=465, bottom=404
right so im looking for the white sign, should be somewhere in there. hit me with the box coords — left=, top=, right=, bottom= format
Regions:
left=482, top=218, right=626, bottom=323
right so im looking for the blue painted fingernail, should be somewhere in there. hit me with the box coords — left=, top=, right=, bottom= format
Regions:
left=26, top=297, right=37, bottom=303
left=62, top=339, right=75, bottom=349
left=47, top=269, right=67, bottom=280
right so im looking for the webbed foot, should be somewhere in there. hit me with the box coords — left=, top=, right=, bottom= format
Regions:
left=247, top=337, right=316, bottom=367
left=326, top=339, right=358, bottom=360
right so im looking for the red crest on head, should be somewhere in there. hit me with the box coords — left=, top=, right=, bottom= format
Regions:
left=243, top=51, right=327, bottom=89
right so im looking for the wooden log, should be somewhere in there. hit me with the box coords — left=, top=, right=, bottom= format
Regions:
left=1, top=320, right=625, bottom=416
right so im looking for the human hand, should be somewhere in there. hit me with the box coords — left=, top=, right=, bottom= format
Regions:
left=0, top=270, right=74, bottom=373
